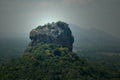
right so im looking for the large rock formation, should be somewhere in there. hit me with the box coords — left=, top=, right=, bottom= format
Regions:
left=29, top=21, right=74, bottom=51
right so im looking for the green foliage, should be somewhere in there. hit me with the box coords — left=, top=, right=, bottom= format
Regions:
left=0, top=43, right=120, bottom=80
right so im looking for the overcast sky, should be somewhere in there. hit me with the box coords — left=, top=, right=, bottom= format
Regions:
left=0, top=0, right=120, bottom=38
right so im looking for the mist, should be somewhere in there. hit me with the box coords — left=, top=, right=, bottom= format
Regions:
left=0, top=0, right=120, bottom=39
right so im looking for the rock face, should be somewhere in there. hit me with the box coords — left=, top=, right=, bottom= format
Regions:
left=29, top=21, right=74, bottom=51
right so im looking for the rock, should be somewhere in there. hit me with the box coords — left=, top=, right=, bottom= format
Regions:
left=28, top=21, right=74, bottom=51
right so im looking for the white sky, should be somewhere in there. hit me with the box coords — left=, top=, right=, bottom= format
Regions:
left=0, top=0, right=120, bottom=38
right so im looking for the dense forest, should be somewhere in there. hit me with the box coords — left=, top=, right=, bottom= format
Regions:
left=1, top=42, right=120, bottom=80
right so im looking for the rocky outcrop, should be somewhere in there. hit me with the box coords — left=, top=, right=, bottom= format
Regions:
left=28, top=21, right=74, bottom=51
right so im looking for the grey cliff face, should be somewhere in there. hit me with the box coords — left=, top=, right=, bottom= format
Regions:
left=29, top=21, right=74, bottom=51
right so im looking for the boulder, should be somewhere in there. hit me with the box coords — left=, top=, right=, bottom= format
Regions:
left=29, top=21, right=74, bottom=51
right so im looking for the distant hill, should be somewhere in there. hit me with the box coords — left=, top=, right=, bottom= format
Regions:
left=0, top=38, right=29, bottom=64
left=69, top=24, right=120, bottom=53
